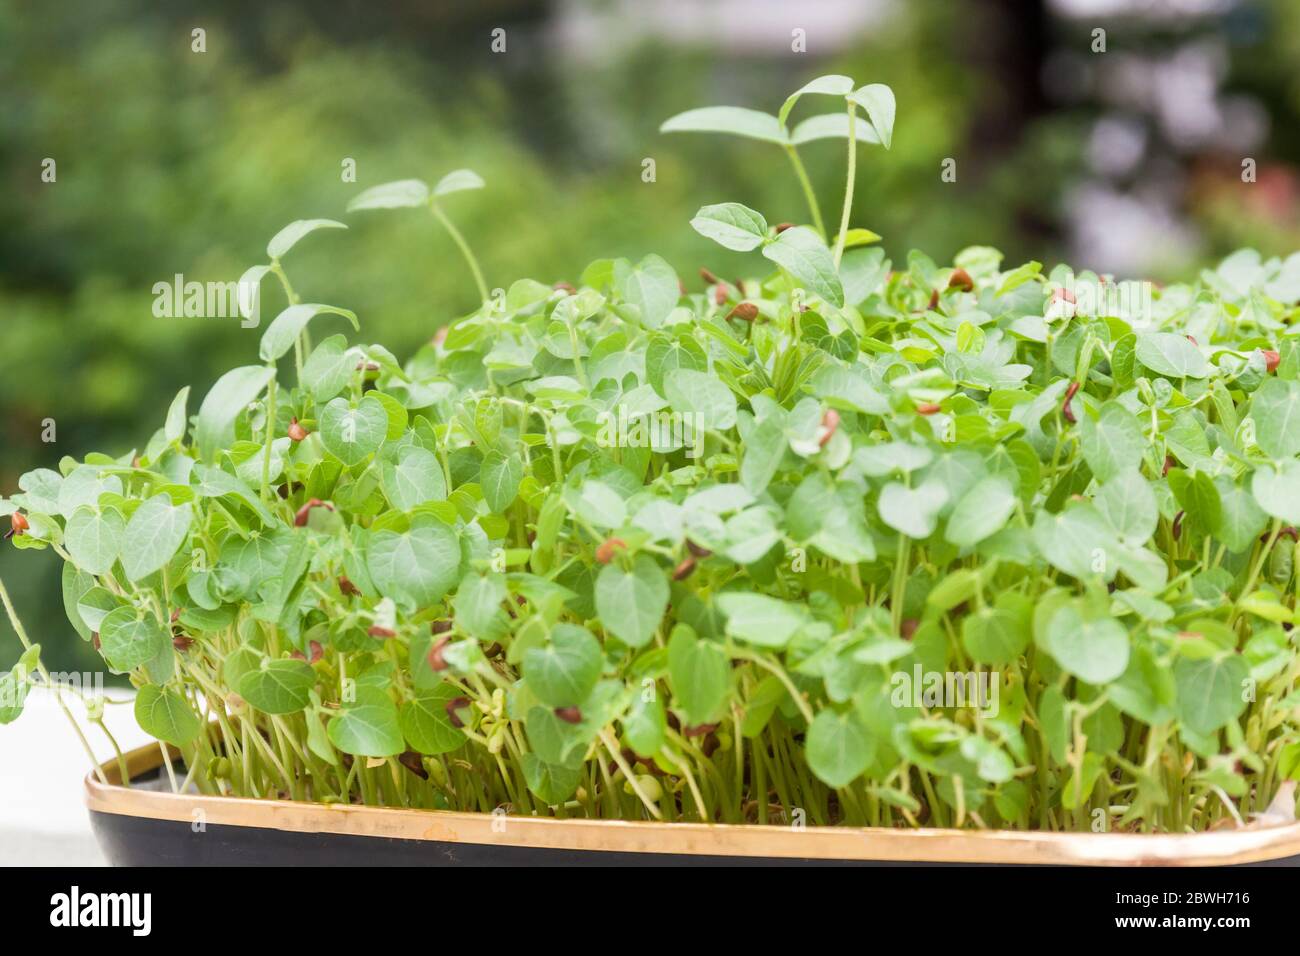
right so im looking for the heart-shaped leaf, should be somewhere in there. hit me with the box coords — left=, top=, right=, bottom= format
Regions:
left=1134, top=332, right=1209, bottom=379
left=806, top=709, right=876, bottom=787
left=717, top=592, right=808, bottom=648
left=381, top=446, right=447, bottom=510
left=761, top=226, right=844, bottom=307
left=64, top=506, right=125, bottom=575
left=1044, top=601, right=1129, bottom=685
left=620, top=254, right=680, bottom=330
left=667, top=625, right=729, bottom=726
left=120, top=494, right=192, bottom=582
left=320, top=395, right=388, bottom=466
left=479, top=450, right=523, bottom=513
left=663, top=368, right=737, bottom=432
left=99, top=608, right=168, bottom=673
left=690, top=202, right=768, bottom=252
left=238, top=659, right=316, bottom=715
left=1175, top=655, right=1249, bottom=735
left=1249, top=378, right=1300, bottom=459
left=524, top=624, right=602, bottom=707
left=595, top=554, right=668, bottom=648
left=400, top=684, right=467, bottom=755
left=367, top=519, right=462, bottom=611
left=328, top=700, right=405, bottom=757
left=134, top=685, right=202, bottom=747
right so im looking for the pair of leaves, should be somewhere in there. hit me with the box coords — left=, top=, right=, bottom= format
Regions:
left=780, top=76, right=895, bottom=148
left=691, top=204, right=844, bottom=307
left=664, top=75, right=895, bottom=150
left=346, top=170, right=485, bottom=211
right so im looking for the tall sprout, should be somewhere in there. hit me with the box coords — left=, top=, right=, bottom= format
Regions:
left=347, top=169, right=490, bottom=304
left=660, top=75, right=894, bottom=257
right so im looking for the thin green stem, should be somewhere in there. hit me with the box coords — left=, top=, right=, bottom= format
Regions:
left=732, top=651, right=813, bottom=724
left=565, top=319, right=587, bottom=387
left=159, top=740, right=179, bottom=793
left=832, top=102, right=858, bottom=268
left=431, top=202, right=489, bottom=304
left=599, top=729, right=663, bottom=820
left=891, top=535, right=912, bottom=635
left=92, top=715, right=132, bottom=788
left=0, top=574, right=109, bottom=784
left=782, top=145, right=827, bottom=239
left=269, top=261, right=306, bottom=381
left=260, top=373, right=277, bottom=503
left=1232, top=519, right=1282, bottom=628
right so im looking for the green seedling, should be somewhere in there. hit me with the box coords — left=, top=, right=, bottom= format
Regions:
left=347, top=169, right=489, bottom=304
left=661, top=73, right=894, bottom=262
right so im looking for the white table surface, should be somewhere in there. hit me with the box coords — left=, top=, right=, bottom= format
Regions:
left=0, top=689, right=149, bottom=866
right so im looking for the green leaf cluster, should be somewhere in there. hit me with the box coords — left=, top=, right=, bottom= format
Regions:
left=3, top=76, right=1298, bottom=834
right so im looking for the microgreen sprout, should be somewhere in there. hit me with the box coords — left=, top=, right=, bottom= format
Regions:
left=662, top=74, right=894, bottom=251
left=347, top=169, right=489, bottom=303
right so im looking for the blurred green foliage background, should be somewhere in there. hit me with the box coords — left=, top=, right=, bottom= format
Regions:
left=4, top=0, right=1299, bottom=671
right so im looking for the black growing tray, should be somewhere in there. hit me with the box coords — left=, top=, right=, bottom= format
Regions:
left=86, top=744, right=1300, bottom=867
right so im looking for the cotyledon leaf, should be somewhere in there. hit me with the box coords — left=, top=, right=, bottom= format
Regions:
left=260, top=304, right=359, bottom=362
